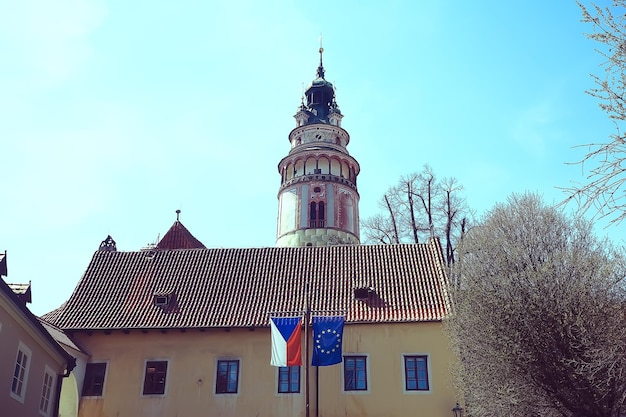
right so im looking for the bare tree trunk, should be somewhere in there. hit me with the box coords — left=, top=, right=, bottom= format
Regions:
left=444, top=188, right=455, bottom=266
left=415, top=168, right=435, bottom=239
left=406, top=180, right=419, bottom=243
left=384, top=194, right=400, bottom=244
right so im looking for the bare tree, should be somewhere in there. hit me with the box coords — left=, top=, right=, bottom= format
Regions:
left=361, top=213, right=399, bottom=244
left=563, top=2, right=626, bottom=224
left=362, top=165, right=469, bottom=265
left=447, top=192, right=626, bottom=417
left=441, top=177, right=465, bottom=266
left=402, top=172, right=422, bottom=243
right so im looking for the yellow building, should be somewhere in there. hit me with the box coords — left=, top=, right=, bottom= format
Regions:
left=0, top=253, right=76, bottom=416
left=43, top=225, right=457, bottom=417
left=43, top=48, right=460, bottom=417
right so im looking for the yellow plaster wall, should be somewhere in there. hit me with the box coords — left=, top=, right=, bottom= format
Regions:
left=60, top=372, right=79, bottom=417
left=74, top=322, right=457, bottom=417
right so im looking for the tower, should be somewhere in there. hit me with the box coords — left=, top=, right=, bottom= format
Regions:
left=276, top=47, right=360, bottom=247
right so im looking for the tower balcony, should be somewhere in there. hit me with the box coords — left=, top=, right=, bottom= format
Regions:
left=279, top=173, right=358, bottom=193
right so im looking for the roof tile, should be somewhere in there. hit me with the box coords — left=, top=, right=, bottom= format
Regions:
left=51, top=240, right=450, bottom=330
left=156, top=220, right=206, bottom=250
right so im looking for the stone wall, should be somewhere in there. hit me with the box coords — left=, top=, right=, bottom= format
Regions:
left=276, top=228, right=359, bottom=247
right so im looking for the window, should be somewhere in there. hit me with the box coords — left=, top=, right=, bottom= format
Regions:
left=278, top=366, right=300, bottom=393
left=404, top=355, right=429, bottom=391
left=154, top=295, right=168, bottom=306
left=344, top=356, right=367, bottom=391
left=142, top=360, right=168, bottom=395
left=82, top=363, right=107, bottom=396
left=11, top=342, right=32, bottom=402
left=309, top=201, right=325, bottom=228
left=216, top=360, right=239, bottom=394
left=39, top=367, right=55, bottom=416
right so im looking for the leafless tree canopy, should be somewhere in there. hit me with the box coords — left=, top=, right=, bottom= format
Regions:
left=563, top=2, right=626, bottom=224
left=447, top=193, right=626, bottom=417
left=361, top=165, right=470, bottom=266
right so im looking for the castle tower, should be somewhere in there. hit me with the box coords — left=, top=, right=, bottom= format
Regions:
left=276, top=47, right=360, bottom=247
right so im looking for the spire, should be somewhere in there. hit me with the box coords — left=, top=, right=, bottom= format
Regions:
left=317, top=36, right=325, bottom=79
left=300, top=41, right=336, bottom=125
left=157, top=210, right=206, bottom=250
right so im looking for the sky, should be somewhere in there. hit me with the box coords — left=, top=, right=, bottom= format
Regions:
left=0, top=0, right=622, bottom=316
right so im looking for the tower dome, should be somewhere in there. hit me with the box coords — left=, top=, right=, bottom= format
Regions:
left=276, top=47, right=361, bottom=247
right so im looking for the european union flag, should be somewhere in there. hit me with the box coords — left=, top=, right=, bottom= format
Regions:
left=312, top=316, right=344, bottom=366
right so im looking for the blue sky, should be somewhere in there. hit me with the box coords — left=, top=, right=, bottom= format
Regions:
left=1, top=0, right=620, bottom=315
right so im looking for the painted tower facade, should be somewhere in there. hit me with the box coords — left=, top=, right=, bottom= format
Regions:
left=276, top=48, right=360, bottom=247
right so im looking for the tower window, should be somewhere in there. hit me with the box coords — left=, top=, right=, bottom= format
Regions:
left=309, top=202, right=325, bottom=228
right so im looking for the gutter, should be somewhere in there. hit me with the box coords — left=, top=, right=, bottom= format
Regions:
left=53, top=357, right=76, bottom=417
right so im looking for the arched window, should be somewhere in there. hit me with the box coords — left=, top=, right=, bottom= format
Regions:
left=341, top=161, right=349, bottom=179
left=286, top=163, right=294, bottom=181
left=295, top=160, right=304, bottom=178
left=319, top=157, right=330, bottom=174
left=309, top=201, right=326, bottom=228
left=330, top=159, right=341, bottom=176
left=306, top=158, right=317, bottom=175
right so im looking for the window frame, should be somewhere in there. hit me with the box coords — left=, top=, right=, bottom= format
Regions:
left=342, top=354, right=369, bottom=393
left=141, top=360, right=169, bottom=396
left=39, top=365, right=56, bottom=416
left=10, top=341, right=32, bottom=403
left=309, top=201, right=326, bottom=228
left=215, top=359, right=240, bottom=395
left=82, top=362, right=108, bottom=397
left=402, top=354, right=431, bottom=393
left=277, top=366, right=301, bottom=394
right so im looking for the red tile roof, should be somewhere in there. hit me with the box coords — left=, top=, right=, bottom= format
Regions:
left=40, top=302, right=66, bottom=324
left=156, top=220, right=206, bottom=250
left=50, top=240, right=450, bottom=331
left=39, top=318, right=85, bottom=354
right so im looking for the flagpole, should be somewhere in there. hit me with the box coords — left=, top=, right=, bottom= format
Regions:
left=305, top=282, right=310, bottom=417
left=310, top=310, right=346, bottom=417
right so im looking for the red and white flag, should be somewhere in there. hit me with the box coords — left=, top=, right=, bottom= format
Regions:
left=270, top=317, right=302, bottom=367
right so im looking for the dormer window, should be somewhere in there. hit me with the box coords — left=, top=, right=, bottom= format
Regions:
left=154, top=295, right=169, bottom=307
left=153, top=292, right=178, bottom=313
left=354, top=287, right=374, bottom=300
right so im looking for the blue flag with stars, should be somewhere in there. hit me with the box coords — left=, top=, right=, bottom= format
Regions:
left=312, top=316, right=344, bottom=366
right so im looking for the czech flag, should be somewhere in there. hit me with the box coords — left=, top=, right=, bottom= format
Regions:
left=270, top=317, right=302, bottom=367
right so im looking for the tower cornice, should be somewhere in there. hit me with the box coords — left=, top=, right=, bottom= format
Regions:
left=277, top=173, right=360, bottom=196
